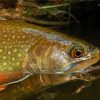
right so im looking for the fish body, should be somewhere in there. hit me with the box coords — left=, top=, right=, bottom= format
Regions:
left=0, top=20, right=99, bottom=91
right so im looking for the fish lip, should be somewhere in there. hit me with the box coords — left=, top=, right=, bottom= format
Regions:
left=45, top=55, right=99, bottom=74
left=54, top=61, right=83, bottom=74
left=63, top=57, right=100, bottom=74
left=63, top=62, right=79, bottom=72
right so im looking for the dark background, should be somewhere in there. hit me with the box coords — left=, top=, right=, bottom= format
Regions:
left=70, top=0, right=100, bottom=47
left=23, top=1, right=100, bottom=100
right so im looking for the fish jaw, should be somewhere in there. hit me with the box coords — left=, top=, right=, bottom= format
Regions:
left=39, top=48, right=100, bottom=86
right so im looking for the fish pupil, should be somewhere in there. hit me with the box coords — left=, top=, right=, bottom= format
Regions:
left=75, top=50, right=82, bottom=57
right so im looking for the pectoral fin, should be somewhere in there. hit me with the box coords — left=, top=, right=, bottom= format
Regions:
left=0, top=85, right=7, bottom=91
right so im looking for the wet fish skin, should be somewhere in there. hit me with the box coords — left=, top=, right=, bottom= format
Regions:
left=0, top=20, right=99, bottom=84
left=0, top=20, right=99, bottom=99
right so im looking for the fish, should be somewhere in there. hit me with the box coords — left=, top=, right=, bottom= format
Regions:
left=0, top=20, right=99, bottom=99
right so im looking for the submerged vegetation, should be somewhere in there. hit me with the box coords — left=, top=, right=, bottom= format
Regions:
left=0, top=0, right=80, bottom=26
left=22, top=0, right=80, bottom=26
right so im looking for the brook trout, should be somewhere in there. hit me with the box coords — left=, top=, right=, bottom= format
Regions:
left=0, top=20, right=99, bottom=99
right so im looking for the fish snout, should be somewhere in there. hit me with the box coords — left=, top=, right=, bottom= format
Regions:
left=91, top=46, right=100, bottom=58
left=93, top=47, right=100, bottom=62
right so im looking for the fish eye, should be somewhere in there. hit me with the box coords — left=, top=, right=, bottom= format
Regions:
left=71, top=47, right=84, bottom=58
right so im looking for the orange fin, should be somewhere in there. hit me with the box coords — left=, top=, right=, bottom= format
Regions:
left=0, top=85, right=7, bottom=91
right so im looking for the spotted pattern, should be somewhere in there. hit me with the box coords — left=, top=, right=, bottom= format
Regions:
left=0, top=20, right=70, bottom=73
left=0, top=21, right=43, bottom=72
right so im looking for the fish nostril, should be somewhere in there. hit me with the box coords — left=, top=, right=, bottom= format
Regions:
left=89, top=45, right=95, bottom=51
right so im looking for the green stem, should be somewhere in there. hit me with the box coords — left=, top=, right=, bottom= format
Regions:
left=39, top=3, right=69, bottom=9
left=26, top=17, right=67, bottom=26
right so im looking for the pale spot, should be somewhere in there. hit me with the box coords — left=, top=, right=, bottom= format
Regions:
left=4, top=34, right=7, bottom=38
left=3, top=56, right=7, bottom=60
left=17, top=35, right=20, bottom=39
left=16, top=62, right=20, bottom=66
left=22, top=35, right=26, bottom=39
left=25, top=48, right=28, bottom=52
left=3, top=62, right=7, bottom=66
left=8, top=51, right=11, bottom=55
left=4, top=46, right=7, bottom=49
left=12, top=57, right=16, bottom=61
left=1, top=68, right=4, bottom=71
left=3, top=30, right=6, bottom=33
left=12, top=35, right=16, bottom=39
left=8, top=38, right=10, bottom=41
left=13, top=48, right=17, bottom=53
left=0, top=49, right=3, bottom=53
left=8, top=67, right=13, bottom=71
left=18, top=54, right=22, bottom=57
left=2, top=41, right=6, bottom=44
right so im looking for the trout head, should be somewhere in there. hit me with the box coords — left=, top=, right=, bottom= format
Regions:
left=28, top=36, right=100, bottom=85
left=62, top=41, right=100, bottom=74
left=41, top=37, right=100, bottom=74
left=28, top=36, right=100, bottom=75
left=40, top=37, right=100, bottom=85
